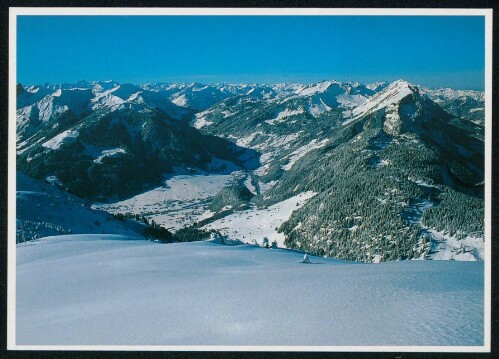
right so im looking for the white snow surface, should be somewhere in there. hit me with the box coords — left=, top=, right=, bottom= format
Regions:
left=346, top=80, right=413, bottom=125
left=16, top=87, right=93, bottom=123
left=296, top=80, right=337, bottom=96
left=90, top=86, right=126, bottom=110
left=16, top=173, right=144, bottom=241
left=366, top=81, right=389, bottom=92
left=203, top=191, right=316, bottom=247
left=244, top=176, right=257, bottom=195
left=93, top=173, right=240, bottom=231
left=93, top=148, right=126, bottom=164
left=193, top=110, right=214, bottom=129
left=41, top=129, right=79, bottom=150
left=265, top=108, right=305, bottom=125
left=282, top=139, right=329, bottom=171
left=307, top=98, right=332, bottom=116
left=427, top=230, right=484, bottom=261
left=16, top=235, right=484, bottom=346
left=421, top=87, right=484, bottom=102
left=336, top=93, right=368, bottom=109
left=172, top=94, right=188, bottom=107
left=236, top=132, right=263, bottom=148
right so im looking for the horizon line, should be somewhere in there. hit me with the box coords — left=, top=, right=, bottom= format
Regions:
left=16, top=78, right=484, bottom=92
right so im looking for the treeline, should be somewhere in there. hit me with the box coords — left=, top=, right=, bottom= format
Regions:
left=421, top=187, right=484, bottom=239
left=261, top=116, right=484, bottom=262
left=16, top=220, right=72, bottom=243
left=18, top=109, right=253, bottom=202
left=113, top=212, right=212, bottom=243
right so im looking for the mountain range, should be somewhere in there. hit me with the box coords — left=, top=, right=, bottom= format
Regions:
left=16, top=79, right=485, bottom=262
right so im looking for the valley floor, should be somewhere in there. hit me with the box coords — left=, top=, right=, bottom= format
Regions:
left=15, top=235, right=484, bottom=347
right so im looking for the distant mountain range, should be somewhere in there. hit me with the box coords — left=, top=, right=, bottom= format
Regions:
left=16, top=79, right=485, bottom=261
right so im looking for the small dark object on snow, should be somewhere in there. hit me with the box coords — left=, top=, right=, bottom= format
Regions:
left=300, top=253, right=311, bottom=264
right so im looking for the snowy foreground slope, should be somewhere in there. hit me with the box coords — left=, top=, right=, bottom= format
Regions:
left=16, top=235, right=484, bottom=347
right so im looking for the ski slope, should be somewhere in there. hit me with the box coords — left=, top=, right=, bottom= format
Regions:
left=15, top=235, right=484, bottom=347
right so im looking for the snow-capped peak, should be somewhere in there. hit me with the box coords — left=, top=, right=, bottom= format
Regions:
left=346, top=80, right=416, bottom=124
left=365, top=81, right=389, bottom=92
left=420, top=87, right=484, bottom=103
left=295, top=80, right=338, bottom=96
left=52, top=89, right=62, bottom=97
left=26, top=86, right=39, bottom=94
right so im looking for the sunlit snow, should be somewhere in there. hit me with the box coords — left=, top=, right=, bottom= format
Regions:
left=93, top=148, right=126, bottom=164
left=282, top=139, right=329, bottom=171
left=93, top=173, right=241, bottom=231
left=16, top=235, right=484, bottom=346
left=41, top=129, right=79, bottom=150
left=265, top=108, right=305, bottom=125
left=345, top=80, right=413, bottom=125
left=203, top=191, right=316, bottom=247
left=193, top=110, right=214, bottom=129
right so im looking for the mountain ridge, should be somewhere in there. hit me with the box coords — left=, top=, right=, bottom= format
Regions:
left=16, top=78, right=485, bottom=262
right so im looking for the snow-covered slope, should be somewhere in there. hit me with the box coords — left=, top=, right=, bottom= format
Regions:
left=16, top=235, right=484, bottom=347
left=93, top=171, right=244, bottom=231
left=16, top=81, right=304, bottom=133
left=16, top=79, right=485, bottom=264
left=294, top=80, right=374, bottom=116
left=168, top=82, right=234, bottom=110
left=16, top=105, right=255, bottom=201
left=16, top=172, right=145, bottom=242
left=16, top=81, right=191, bottom=135
left=422, top=87, right=484, bottom=103
left=420, top=87, right=485, bottom=125
left=347, top=80, right=414, bottom=124
left=203, top=191, right=316, bottom=247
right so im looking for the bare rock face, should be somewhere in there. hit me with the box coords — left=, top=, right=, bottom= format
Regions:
left=383, top=103, right=402, bottom=136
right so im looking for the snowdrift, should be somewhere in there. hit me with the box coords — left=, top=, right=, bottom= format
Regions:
left=16, top=235, right=484, bottom=347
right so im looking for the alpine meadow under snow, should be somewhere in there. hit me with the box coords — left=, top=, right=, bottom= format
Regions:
left=14, top=78, right=486, bottom=347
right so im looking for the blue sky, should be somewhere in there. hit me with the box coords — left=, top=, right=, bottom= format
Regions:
left=17, top=15, right=485, bottom=89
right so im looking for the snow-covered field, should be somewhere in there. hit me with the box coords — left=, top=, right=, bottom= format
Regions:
left=93, top=172, right=243, bottom=231
left=15, top=235, right=484, bottom=347
left=427, top=230, right=484, bottom=261
left=203, top=191, right=316, bottom=247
